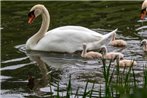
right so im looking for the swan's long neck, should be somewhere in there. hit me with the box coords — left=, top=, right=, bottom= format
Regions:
left=26, top=7, right=50, bottom=49
left=38, top=8, right=50, bottom=36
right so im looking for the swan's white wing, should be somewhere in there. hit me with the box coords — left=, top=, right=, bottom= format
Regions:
left=45, top=26, right=103, bottom=37
left=34, top=27, right=117, bottom=53
left=35, top=28, right=103, bottom=53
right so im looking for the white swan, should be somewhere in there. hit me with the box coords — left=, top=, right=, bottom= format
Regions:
left=100, top=46, right=124, bottom=61
left=26, top=4, right=117, bottom=53
left=81, top=43, right=102, bottom=59
left=109, top=33, right=127, bottom=47
left=141, top=39, right=147, bottom=52
left=141, top=0, right=147, bottom=19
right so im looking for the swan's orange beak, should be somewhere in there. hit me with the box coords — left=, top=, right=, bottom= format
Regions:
left=28, top=15, right=35, bottom=24
left=28, top=11, right=35, bottom=24
left=140, top=9, right=147, bottom=20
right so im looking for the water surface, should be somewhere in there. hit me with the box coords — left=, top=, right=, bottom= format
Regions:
left=1, top=1, right=147, bottom=97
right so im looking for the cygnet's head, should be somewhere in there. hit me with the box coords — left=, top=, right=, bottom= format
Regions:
left=99, top=45, right=107, bottom=55
left=141, top=39, right=147, bottom=47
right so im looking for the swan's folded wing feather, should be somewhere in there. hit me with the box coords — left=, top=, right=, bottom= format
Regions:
left=35, top=28, right=103, bottom=52
left=35, top=28, right=117, bottom=53
left=45, top=28, right=103, bottom=43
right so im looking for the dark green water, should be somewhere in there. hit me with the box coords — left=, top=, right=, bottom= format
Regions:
left=1, top=1, right=147, bottom=98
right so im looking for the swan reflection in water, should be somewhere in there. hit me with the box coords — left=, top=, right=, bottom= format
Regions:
left=25, top=50, right=105, bottom=95
left=26, top=52, right=52, bottom=95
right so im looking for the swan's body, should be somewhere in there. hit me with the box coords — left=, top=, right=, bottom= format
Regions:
left=141, top=39, right=147, bottom=52
left=110, top=33, right=127, bottom=47
left=115, top=59, right=137, bottom=67
left=81, top=43, right=102, bottom=59
left=100, top=46, right=124, bottom=60
left=141, top=0, right=147, bottom=19
left=26, top=4, right=117, bottom=53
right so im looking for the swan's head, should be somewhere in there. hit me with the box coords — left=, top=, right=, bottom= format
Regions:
left=28, top=4, right=45, bottom=24
left=141, top=39, right=147, bottom=47
left=141, top=0, right=147, bottom=20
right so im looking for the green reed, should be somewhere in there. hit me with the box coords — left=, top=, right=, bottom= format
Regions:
left=66, top=75, right=72, bottom=98
left=53, top=59, right=146, bottom=98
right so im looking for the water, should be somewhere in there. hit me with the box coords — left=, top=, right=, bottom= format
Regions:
left=1, top=1, right=147, bottom=98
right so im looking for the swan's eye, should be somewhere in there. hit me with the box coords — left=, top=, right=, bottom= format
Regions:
left=28, top=10, right=35, bottom=17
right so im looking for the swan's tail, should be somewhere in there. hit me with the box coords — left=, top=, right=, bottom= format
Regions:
left=87, top=29, right=118, bottom=50
left=104, top=28, right=118, bottom=39
left=96, top=28, right=118, bottom=46
left=102, top=28, right=118, bottom=44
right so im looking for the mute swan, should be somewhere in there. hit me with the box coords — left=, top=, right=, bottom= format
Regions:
left=141, top=39, right=147, bottom=52
left=110, top=33, right=127, bottom=47
left=115, top=56, right=137, bottom=67
left=26, top=4, right=117, bottom=53
left=141, top=0, right=147, bottom=19
left=81, top=43, right=102, bottom=59
left=100, top=46, right=124, bottom=61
